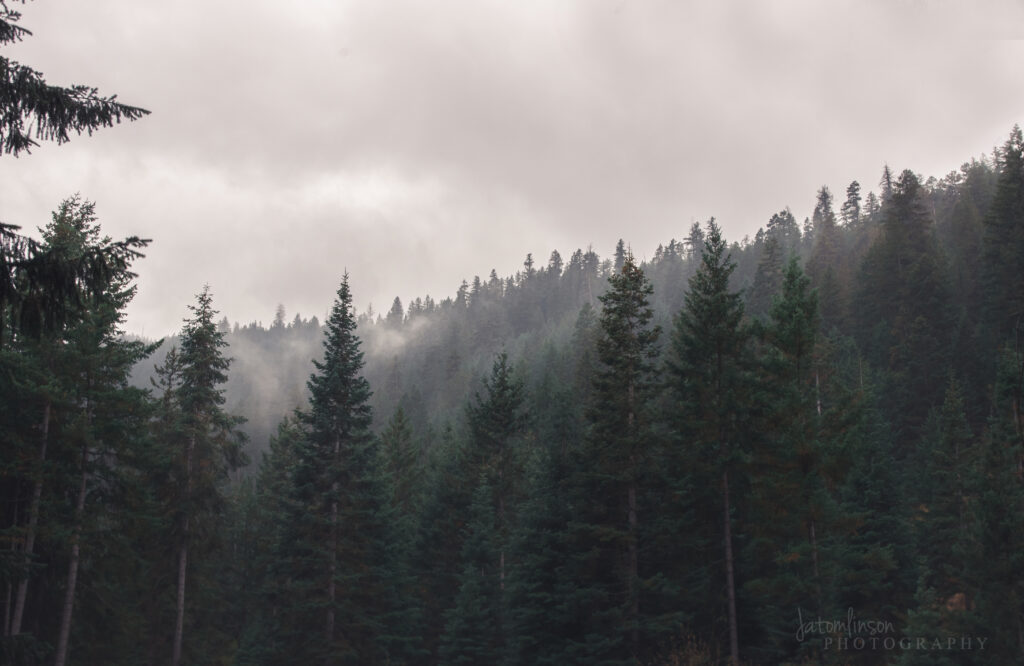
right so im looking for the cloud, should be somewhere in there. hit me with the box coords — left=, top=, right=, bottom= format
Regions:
left=1, top=0, right=1022, bottom=334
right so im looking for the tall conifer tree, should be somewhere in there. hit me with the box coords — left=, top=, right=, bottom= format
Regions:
left=669, top=220, right=750, bottom=665
left=276, top=274, right=404, bottom=664
left=170, top=286, right=245, bottom=666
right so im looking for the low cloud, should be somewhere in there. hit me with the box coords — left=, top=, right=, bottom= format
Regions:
left=2, top=0, right=1022, bottom=333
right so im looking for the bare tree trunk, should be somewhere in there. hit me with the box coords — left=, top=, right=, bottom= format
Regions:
left=815, top=370, right=823, bottom=416
left=326, top=436, right=339, bottom=662
left=2, top=582, right=9, bottom=638
left=54, top=442, right=88, bottom=666
left=626, top=384, right=639, bottom=655
left=723, top=470, right=739, bottom=666
left=809, top=518, right=822, bottom=615
left=172, top=534, right=188, bottom=666
left=172, top=432, right=196, bottom=666
left=3, top=501, right=17, bottom=637
left=11, top=400, right=51, bottom=636
left=627, top=477, right=639, bottom=652
left=498, top=459, right=506, bottom=591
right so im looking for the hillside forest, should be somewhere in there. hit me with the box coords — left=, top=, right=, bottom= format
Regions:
left=3, top=125, right=1024, bottom=665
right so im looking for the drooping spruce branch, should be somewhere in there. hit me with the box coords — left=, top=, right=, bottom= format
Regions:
left=0, top=0, right=149, bottom=155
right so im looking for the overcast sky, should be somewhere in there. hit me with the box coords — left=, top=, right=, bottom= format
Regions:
left=2, top=0, right=1022, bottom=336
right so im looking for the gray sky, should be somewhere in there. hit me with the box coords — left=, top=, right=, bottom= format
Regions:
left=2, top=0, right=1022, bottom=336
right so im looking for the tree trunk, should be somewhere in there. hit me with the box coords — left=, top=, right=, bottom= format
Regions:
left=626, top=383, right=639, bottom=655
left=723, top=470, right=739, bottom=666
left=11, top=400, right=51, bottom=636
left=815, top=370, right=823, bottom=416
left=326, top=436, right=339, bottom=662
left=498, top=458, right=506, bottom=592
left=627, top=477, right=639, bottom=653
left=172, top=431, right=196, bottom=666
left=54, top=442, right=88, bottom=666
left=2, top=581, right=9, bottom=638
left=3, top=501, right=17, bottom=637
left=172, top=535, right=188, bottom=666
left=809, top=518, right=822, bottom=616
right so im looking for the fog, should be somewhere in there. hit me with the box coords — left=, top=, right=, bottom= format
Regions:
left=1, top=0, right=1022, bottom=336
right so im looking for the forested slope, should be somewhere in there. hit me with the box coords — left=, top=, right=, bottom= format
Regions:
left=4, top=126, right=1023, bottom=664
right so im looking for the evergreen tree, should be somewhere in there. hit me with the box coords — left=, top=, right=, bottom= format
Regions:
left=380, top=406, right=421, bottom=516
left=504, top=443, right=577, bottom=665
left=438, top=480, right=502, bottom=666
left=746, top=234, right=785, bottom=319
left=465, top=352, right=526, bottom=598
left=981, top=125, right=1024, bottom=341
left=807, top=186, right=846, bottom=330
left=274, top=274, right=405, bottom=664
left=841, top=180, right=862, bottom=228
left=386, top=297, right=405, bottom=329
left=971, top=344, right=1024, bottom=661
left=856, top=170, right=955, bottom=447
left=0, top=198, right=156, bottom=664
left=668, top=220, right=751, bottom=665
left=900, top=378, right=983, bottom=665
left=744, top=257, right=834, bottom=662
left=170, top=285, right=246, bottom=666
left=613, top=239, right=627, bottom=273
left=579, top=253, right=664, bottom=662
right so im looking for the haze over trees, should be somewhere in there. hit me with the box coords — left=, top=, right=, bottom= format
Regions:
left=1, top=49, right=1022, bottom=661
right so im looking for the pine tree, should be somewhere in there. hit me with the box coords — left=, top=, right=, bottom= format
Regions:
left=668, top=219, right=750, bottom=665
left=380, top=406, right=421, bottom=516
left=275, top=273, right=404, bottom=664
left=413, top=424, right=475, bottom=664
left=504, top=443, right=577, bottom=665
left=900, top=378, right=983, bottom=665
left=438, top=480, right=502, bottom=666
left=856, top=170, right=954, bottom=447
left=235, top=417, right=305, bottom=665
left=465, top=352, right=526, bottom=601
left=746, top=234, right=785, bottom=319
left=971, top=344, right=1024, bottom=661
left=170, top=285, right=246, bottom=666
left=981, top=125, right=1024, bottom=341
left=613, top=239, right=627, bottom=273
left=744, top=257, right=834, bottom=662
left=807, top=186, right=846, bottom=330
left=582, top=253, right=663, bottom=662
left=41, top=202, right=156, bottom=666
left=386, top=297, right=404, bottom=329
left=841, top=180, right=862, bottom=228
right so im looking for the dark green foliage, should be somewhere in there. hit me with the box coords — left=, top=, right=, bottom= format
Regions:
left=263, top=274, right=409, bottom=665
left=668, top=219, right=755, bottom=663
left=970, top=344, right=1024, bottom=662
left=856, top=170, right=955, bottom=448
left=899, top=378, right=985, bottom=665
left=747, top=234, right=785, bottom=320
left=981, top=125, right=1024, bottom=340
left=744, top=257, right=832, bottom=662
left=0, top=199, right=158, bottom=665
left=439, top=480, right=502, bottom=666
left=381, top=406, right=421, bottom=515
left=13, top=126, right=1024, bottom=665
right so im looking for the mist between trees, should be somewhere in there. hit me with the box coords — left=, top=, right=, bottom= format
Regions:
left=4, top=125, right=1024, bottom=664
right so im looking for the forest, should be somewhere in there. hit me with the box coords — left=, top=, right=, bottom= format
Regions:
left=1, top=119, right=1022, bottom=665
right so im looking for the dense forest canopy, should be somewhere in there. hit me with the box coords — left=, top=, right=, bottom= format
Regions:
left=3, top=124, right=1024, bottom=664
